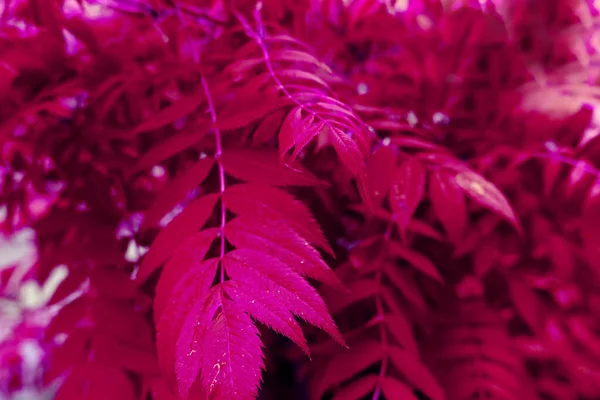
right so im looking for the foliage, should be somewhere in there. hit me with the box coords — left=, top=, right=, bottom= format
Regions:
left=1, top=0, right=600, bottom=399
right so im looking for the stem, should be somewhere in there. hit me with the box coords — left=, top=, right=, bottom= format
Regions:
left=232, top=8, right=361, bottom=145
left=200, top=75, right=226, bottom=283
left=372, top=250, right=390, bottom=400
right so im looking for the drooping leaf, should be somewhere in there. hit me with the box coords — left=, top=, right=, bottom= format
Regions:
left=157, top=258, right=220, bottom=384
left=453, top=170, right=520, bottom=230
left=224, top=216, right=340, bottom=286
left=175, top=287, right=264, bottom=400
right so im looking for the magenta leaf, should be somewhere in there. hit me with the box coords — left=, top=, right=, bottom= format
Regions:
left=221, top=148, right=327, bottom=187
left=223, top=183, right=332, bottom=255
left=453, top=170, right=520, bottom=230
left=390, top=158, right=426, bottom=239
left=137, top=193, right=219, bottom=282
left=222, top=249, right=344, bottom=345
left=141, top=157, right=216, bottom=231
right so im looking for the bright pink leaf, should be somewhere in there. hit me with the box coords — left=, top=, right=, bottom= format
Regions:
left=175, top=286, right=264, bottom=400
left=223, top=249, right=343, bottom=345
left=224, top=216, right=340, bottom=287
left=223, top=184, right=332, bottom=255
left=224, top=280, right=309, bottom=355
left=157, top=258, right=220, bottom=384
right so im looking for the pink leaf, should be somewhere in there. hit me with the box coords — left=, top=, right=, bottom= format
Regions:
left=429, top=169, right=467, bottom=243
left=141, top=157, right=215, bottom=231
left=224, top=216, right=340, bottom=287
left=223, top=184, right=332, bottom=255
left=279, top=107, right=315, bottom=161
left=224, top=280, right=309, bottom=355
left=223, top=249, right=343, bottom=345
left=175, top=287, right=264, bottom=400
left=137, top=193, right=219, bottom=282
left=221, top=148, right=327, bottom=187
left=157, top=258, right=219, bottom=384
left=390, top=158, right=426, bottom=239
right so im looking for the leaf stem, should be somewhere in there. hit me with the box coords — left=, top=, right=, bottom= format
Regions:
left=200, top=75, right=226, bottom=283
left=373, top=233, right=393, bottom=400
left=232, top=8, right=359, bottom=146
